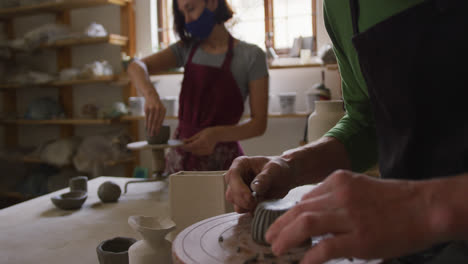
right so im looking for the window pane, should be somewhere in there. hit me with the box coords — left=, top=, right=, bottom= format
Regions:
left=227, top=0, right=266, bottom=50
left=273, top=0, right=312, bottom=49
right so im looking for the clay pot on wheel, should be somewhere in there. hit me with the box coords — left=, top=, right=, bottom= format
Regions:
left=146, top=125, right=170, bottom=145
left=251, top=199, right=296, bottom=245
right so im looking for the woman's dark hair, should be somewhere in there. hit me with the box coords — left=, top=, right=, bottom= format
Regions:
left=173, top=0, right=233, bottom=43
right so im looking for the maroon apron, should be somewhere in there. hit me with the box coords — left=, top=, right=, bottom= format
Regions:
left=165, top=36, right=244, bottom=173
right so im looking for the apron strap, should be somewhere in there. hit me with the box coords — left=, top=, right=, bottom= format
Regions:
left=349, top=0, right=360, bottom=35
left=221, top=35, right=234, bottom=71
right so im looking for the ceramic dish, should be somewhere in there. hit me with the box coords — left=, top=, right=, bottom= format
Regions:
left=51, top=191, right=87, bottom=210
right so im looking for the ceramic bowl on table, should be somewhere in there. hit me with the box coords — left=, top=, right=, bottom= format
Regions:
left=50, top=191, right=87, bottom=210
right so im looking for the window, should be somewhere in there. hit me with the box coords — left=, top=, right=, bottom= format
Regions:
left=153, top=0, right=317, bottom=55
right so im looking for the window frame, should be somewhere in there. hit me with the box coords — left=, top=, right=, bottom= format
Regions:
left=155, top=0, right=317, bottom=54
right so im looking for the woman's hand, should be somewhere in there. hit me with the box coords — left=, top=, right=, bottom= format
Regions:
left=182, top=127, right=220, bottom=156
left=265, top=170, right=438, bottom=264
left=145, top=94, right=166, bottom=136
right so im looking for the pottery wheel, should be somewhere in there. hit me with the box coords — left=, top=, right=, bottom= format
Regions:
left=172, top=212, right=381, bottom=264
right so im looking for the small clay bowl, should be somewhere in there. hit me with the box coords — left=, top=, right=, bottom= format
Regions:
left=146, top=125, right=170, bottom=145
left=251, top=199, right=296, bottom=245
left=51, top=191, right=87, bottom=210
left=96, top=236, right=136, bottom=264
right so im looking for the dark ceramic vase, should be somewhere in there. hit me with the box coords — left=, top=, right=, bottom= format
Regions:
left=251, top=199, right=296, bottom=245
left=96, top=237, right=136, bottom=264
left=146, top=125, right=170, bottom=145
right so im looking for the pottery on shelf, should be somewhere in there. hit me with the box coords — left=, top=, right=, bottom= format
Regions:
left=128, top=216, right=176, bottom=264
left=69, top=176, right=88, bottom=193
left=98, top=181, right=122, bottom=203
left=51, top=191, right=87, bottom=210
left=251, top=199, right=296, bottom=245
left=96, top=236, right=137, bottom=264
left=146, top=125, right=170, bottom=145
left=307, top=100, right=345, bottom=143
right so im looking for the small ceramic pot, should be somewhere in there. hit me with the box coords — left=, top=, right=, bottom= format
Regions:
left=128, top=216, right=176, bottom=264
left=146, top=125, right=170, bottom=145
left=251, top=199, right=296, bottom=245
left=51, top=191, right=87, bottom=210
left=96, top=237, right=136, bottom=264
left=69, top=176, right=88, bottom=193
left=98, top=181, right=122, bottom=203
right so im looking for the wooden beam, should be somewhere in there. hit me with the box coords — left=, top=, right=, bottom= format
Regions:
left=264, top=0, right=275, bottom=49
left=121, top=1, right=138, bottom=177
left=312, top=0, right=317, bottom=52
left=3, top=20, right=18, bottom=148
left=56, top=11, right=74, bottom=138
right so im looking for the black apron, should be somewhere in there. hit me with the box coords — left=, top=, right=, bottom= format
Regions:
left=348, top=0, right=468, bottom=262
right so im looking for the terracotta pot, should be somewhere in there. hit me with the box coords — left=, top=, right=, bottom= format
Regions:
left=96, top=237, right=136, bottom=264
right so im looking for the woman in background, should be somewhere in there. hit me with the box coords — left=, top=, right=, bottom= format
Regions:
left=127, top=0, right=269, bottom=173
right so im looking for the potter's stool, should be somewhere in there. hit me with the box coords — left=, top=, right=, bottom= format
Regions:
left=125, top=139, right=183, bottom=193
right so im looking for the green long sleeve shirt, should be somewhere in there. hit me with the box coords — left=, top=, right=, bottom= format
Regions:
left=323, top=0, right=424, bottom=172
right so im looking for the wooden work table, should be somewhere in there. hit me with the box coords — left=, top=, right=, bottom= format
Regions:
left=0, top=177, right=169, bottom=264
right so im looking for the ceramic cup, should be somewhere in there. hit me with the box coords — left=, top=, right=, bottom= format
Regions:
left=278, top=92, right=297, bottom=114
left=146, top=125, right=170, bottom=145
left=69, top=176, right=88, bottom=193
left=96, top=237, right=136, bottom=264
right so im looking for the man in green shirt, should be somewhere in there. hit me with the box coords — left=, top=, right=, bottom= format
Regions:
left=225, top=0, right=468, bottom=263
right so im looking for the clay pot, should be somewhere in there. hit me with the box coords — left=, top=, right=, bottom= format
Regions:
left=146, top=125, right=170, bottom=145
left=251, top=199, right=296, bottom=245
left=98, top=181, right=122, bottom=203
left=96, top=237, right=136, bottom=264
left=128, top=216, right=175, bottom=264
left=51, top=191, right=87, bottom=210
left=69, top=176, right=88, bottom=192
left=307, top=100, right=345, bottom=142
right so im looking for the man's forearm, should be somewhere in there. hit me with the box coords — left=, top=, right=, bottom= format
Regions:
left=419, top=172, right=468, bottom=243
left=280, top=136, right=352, bottom=186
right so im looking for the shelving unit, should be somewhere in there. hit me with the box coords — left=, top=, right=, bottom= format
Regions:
left=0, top=75, right=127, bottom=90
left=0, top=1, right=138, bottom=178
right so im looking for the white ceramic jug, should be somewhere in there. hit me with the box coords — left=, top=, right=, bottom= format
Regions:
left=128, top=216, right=175, bottom=264
left=307, top=100, right=345, bottom=142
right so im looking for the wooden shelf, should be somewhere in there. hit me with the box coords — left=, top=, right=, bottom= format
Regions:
left=41, top=34, right=128, bottom=48
left=0, top=75, right=127, bottom=90
left=4, top=154, right=134, bottom=167
left=0, top=118, right=130, bottom=125
left=0, top=0, right=130, bottom=19
left=121, top=113, right=311, bottom=121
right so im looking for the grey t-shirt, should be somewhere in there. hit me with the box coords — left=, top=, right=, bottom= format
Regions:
left=170, top=40, right=269, bottom=100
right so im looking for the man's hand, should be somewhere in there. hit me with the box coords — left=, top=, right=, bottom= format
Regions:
left=225, top=156, right=297, bottom=213
left=266, top=170, right=438, bottom=264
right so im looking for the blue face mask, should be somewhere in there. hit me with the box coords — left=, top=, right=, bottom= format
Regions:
left=185, top=8, right=216, bottom=39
